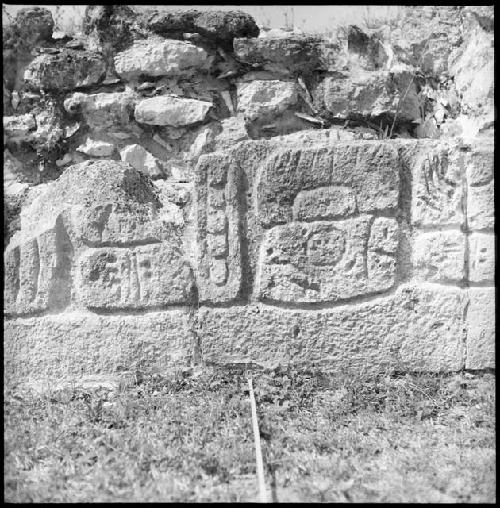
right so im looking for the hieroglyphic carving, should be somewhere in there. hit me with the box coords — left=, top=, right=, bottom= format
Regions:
left=5, top=215, right=74, bottom=315
left=195, top=153, right=242, bottom=303
left=411, top=145, right=465, bottom=228
left=466, top=140, right=494, bottom=231
left=77, top=243, right=195, bottom=309
left=255, top=142, right=400, bottom=229
left=5, top=161, right=197, bottom=315
left=468, top=233, right=495, bottom=283
left=256, top=215, right=399, bottom=303
left=412, top=230, right=466, bottom=283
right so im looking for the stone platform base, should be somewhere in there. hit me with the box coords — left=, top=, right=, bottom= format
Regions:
left=4, top=284, right=494, bottom=390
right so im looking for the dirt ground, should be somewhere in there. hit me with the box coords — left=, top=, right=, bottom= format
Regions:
left=4, top=367, right=495, bottom=503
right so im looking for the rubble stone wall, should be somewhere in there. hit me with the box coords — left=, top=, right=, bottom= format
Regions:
left=3, top=6, right=495, bottom=388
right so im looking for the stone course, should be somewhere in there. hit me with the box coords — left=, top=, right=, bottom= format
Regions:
left=3, top=6, right=495, bottom=387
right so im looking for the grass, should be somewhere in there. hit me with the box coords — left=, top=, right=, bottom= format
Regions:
left=4, top=367, right=495, bottom=503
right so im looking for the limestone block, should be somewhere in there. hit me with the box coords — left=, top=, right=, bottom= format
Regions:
left=17, top=161, right=166, bottom=247
left=12, top=7, right=54, bottom=46
left=466, top=288, right=495, bottom=369
left=32, top=109, right=64, bottom=148
left=468, top=181, right=494, bottom=231
left=195, top=154, right=242, bottom=303
left=77, top=243, right=194, bottom=309
left=312, top=69, right=420, bottom=122
left=114, top=39, right=211, bottom=79
left=213, top=117, right=249, bottom=152
left=120, top=144, right=164, bottom=178
left=368, top=217, right=399, bottom=253
left=469, top=233, right=495, bottom=284
left=237, top=80, right=299, bottom=122
left=4, top=160, right=195, bottom=315
left=233, top=36, right=323, bottom=73
left=5, top=216, right=73, bottom=315
left=256, top=142, right=400, bottom=228
left=257, top=216, right=399, bottom=303
left=413, top=230, right=466, bottom=283
left=4, top=246, right=21, bottom=312
left=449, top=27, right=494, bottom=112
left=63, top=91, right=137, bottom=131
left=293, top=186, right=357, bottom=222
left=24, top=49, right=106, bottom=91
left=76, top=138, right=115, bottom=157
left=189, top=10, right=259, bottom=43
left=3, top=114, right=36, bottom=141
left=135, top=95, right=212, bottom=127
left=4, top=310, right=192, bottom=385
left=466, top=141, right=494, bottom=230
left=411, top=144, right=465, bottom=227
left=142, top=9, right=259, bottom=43
left=189, top=126, right=215, bottom=158
left=198, top=284, right=466, bottom=372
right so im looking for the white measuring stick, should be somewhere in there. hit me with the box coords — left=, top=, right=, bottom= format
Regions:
left=248, top=377, right=268, bottom=503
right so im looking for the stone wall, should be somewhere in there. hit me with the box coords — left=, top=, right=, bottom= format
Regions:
left=3, top=6, right=495, bottom=388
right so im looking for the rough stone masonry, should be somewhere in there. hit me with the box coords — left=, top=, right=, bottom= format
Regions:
left=3, top=6, right=495, bottom=389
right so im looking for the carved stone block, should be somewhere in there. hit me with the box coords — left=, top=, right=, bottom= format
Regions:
left=469, top=233, right=495, bottom=283
left=411, top=144, right=465, bottom=227
left=77, top=243, right=194, bottom=309
left=255, top=142, right=400, bottom=229
left=195, top=153, right=242, bottom=303
left=413, top=230, right=466, bottom=283
left=5, top=215, right=73, bottom=315
left=257, top=215, right=399, bottom=303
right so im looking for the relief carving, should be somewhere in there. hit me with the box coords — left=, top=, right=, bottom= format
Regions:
left=257, top=215, right=399, bottom=303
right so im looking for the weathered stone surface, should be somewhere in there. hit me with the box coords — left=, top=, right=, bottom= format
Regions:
left=468, top=233, right=495, bottom=284
left=3, top=114, right=36, bottom=141
left=312, top=69, right=420, bottom=122
left=195, top=153, right=243, bottom=303
left=77, top=243, right=195, bottom=309
left=449, top=22, right=494, bottom=113
left=255, top=142, right=400, bottom=228
left=412, top=230, right=466, bottom=283
left=191, top=10, right=259, bottom=42
left=4, top=310, right=193, bottom=386
left=466, top=140, right=494, bottom=230
left=292, top=187, right=357, bottom=222
left=189, top=126, right=216, bottom=158
left=3, top=6, right=495, bottom=382
left=16, top=161, right=164, bottom=247
left=5, top=7, right=54, bottom=50
left=237, top=80, right=299, bottom=122
left=466, top=288, right=495, bottom=369
left=411, top=143, right=465, bottom=227
left=198, top=284, right=466, bottom=372
left=24, top=49, right=106, bottom=91
left=32, top=108, right=64, bottom=149
left=63, top=91, right=137, bottom=131
left=83, top=5, right=137, bottom=52
left=234, top=36, right=323, bottom=74
left=213, top=117, right=249, bottom=151
left=76, top=138, right=116, bottom=157
left=467, top=180, right=494, bottom=231
left=142, top=9, right=259, bottom=44
left=114, top=38, right=211, bottom=80
left=135, top=96, right=212, bottom=127
left=4, top=160, right=196, bottom=316
left=5, top=215, right=73, bottom=315
left=257, top=216, right=398, bottom=303
left=120, top=144, right=164, bottom=178
left=347, top=25, right=391, bottom=71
